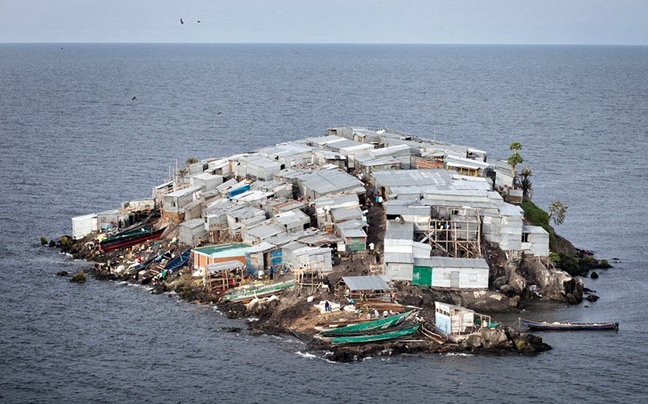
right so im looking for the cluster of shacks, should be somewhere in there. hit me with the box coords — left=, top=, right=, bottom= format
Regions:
left=73, top=126, right=550, bottom=293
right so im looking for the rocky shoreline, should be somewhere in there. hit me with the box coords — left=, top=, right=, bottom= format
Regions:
left=50, top=231, right=566, bottom=362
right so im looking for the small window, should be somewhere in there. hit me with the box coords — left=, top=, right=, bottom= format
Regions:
left=469, top=274, right=477, bottom=282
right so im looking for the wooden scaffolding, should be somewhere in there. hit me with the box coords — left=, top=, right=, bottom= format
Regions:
left=419, top=208, right=482, bottom=258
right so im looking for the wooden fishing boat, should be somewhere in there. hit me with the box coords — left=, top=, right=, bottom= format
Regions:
left=100, top=227, right=165, bottom=252
left=520, top=318, right=619, bottom=331
left=330, top=324, right=421, bottom=345
left=162, top=249, right=192, bottom=272
left=320, top=311, right=417, bottom=337
left=100, top=213, right=160, bottom=243
left=222, top=279, right=296, bottom=303
left=127, top=253, right=161, bottom=274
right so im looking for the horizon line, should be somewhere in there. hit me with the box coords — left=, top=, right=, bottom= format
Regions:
left=1, top=41, right=647, bottom=47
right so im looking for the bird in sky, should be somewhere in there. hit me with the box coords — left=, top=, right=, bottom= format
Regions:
left=180, top=18, right=184, bottom=25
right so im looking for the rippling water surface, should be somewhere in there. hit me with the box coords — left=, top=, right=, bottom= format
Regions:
left=1, top=44, right=647, bottom=403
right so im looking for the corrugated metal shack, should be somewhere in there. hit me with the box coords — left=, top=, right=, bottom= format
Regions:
left=413, top=257, right=489, bottom=289
left=313, top=193, right=361, bottom=230
left=434, top=302, right=475, bottom=335
left=250, top=180, right=293, bottom=200
left=521, top=225, right=550, bottom=257
left=245, top=241, right=283, bottom=273
left=72, top=213, right=98, bottom=240
left=192, top=243, right=250, bottom=271
left=383, top=220, right=415, bottom=280
left=226, top=206, right=267, bottom=236
left=179, top=218, right=207, bottom=246
left=297, top=169, right=365, bottom=200
left=335, top=220, right=368, bottom=252
left=445, top=155, right=490, bottom=177
left=163, top=185, right=202, bottom=218
left=233, top=155, right=284, bottom=181
left=242, top=220, right=286, bottom=245
left=282, top=241, right=332, bottom=273
left=306, top=135, right=374, bottom=170
left=261, top=197, right=306, bottom=218
left=312, top=150, right=347, bottom=169
left=152, top=181, right=174, bottom=208
left=338, top=275, right=392, bottom=301
left=373, top=169, right=453, bottom=200
left=190, top=172, right=223, bottom=192
left=355, top=155, right=402, bottom=181
left=96, top=209, right=130, bottom=232
left=257, top=142, right=314, bottom=167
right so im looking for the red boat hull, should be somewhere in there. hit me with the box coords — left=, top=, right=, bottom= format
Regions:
left=101, top=228, right=165, bottom=252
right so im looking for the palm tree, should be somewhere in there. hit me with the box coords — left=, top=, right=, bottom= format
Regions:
left=507, top=142, right=523, bottom=183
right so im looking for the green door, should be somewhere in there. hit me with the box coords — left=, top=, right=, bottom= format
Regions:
left=413, top=266, right=432, bottom=287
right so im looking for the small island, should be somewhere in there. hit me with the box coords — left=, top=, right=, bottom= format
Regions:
left=54, top=126, right=609, bottom=361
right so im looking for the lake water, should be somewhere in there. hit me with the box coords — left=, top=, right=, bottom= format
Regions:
left=1, top=44, right=647, bottom=403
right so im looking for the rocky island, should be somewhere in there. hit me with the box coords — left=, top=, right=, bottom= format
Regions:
left=53, top=126, right=609, bottom=361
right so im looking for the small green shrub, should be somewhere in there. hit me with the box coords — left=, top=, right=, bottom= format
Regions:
left=557, top=253, right=584, bottom=276
left=521, top=201, right=556, bottom=250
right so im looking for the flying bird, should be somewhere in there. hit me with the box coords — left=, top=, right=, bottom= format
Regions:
left=180, top=18, right=184, bottom=25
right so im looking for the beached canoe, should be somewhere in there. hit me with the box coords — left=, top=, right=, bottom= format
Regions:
left=162, top=249, right=192, bottom=272
left=223, top=279, right=297, bottom=302
left=520, top=318, right=619, bottom=331
left=100, top=227, right=165, bottom=252
left=320, top=311, right=417, bottom=337
left=330, top=324, right=421, bottom=345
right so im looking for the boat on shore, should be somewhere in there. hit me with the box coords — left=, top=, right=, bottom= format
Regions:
left=100, top=227, right=166, bottom=252
left=319, top=310, right=417, bottom=337
left=223, top=279, right=296, bottom=303
left=162, top=249, right=192, bottom=272
left=520, top=318, right=619, bottom=331
left=330, top=324, right=421, bottom=345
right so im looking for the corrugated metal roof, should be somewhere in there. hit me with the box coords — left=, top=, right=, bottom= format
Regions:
left=245, top=221, right=286, bottom=239
left=331, top=206, right=363, bottom=222
left=165, top=186, right=203, bottom=198
left=299, top=170, right=364, bottom=196
left=373, top=169, right=452, bottom=188
left=246, top=241, right=277, bottom=253
left=523, top=225, right=549, bottom=235
left=193, top=243, right=251, bottom=257
left=384, top=252, right=414, bottom=264
left=356, top=155, right=401, bottom=167
left=338, top=227, right=367, bottom=238
left=237, top=154, right=283, bottom=169
left=180, top=218, right=204, bottom=229
left=228, top=206, right=266, bottom=219
left=385, top=220, right=414, bottom=240
left=207, top=260, right=245, bottom=273
left=274, top=209, right=310, bottom=226
left=385, top=204, right=430, bottom=217
left=336, top=219, right=368, bottom=229
left=342, top=275, right=391, bottom=291
left=414, top=257, right=489, bottom=269
left=297, top=232, right=341, bottom=246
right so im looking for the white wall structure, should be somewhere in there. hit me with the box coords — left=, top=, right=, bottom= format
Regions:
left=521, top=225, right=550, bottom=257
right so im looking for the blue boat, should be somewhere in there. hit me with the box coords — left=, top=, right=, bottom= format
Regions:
left=163, top=249, right=192, bottom=272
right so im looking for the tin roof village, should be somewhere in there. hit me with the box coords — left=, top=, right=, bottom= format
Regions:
left=66, top=126, right=586, bottom=358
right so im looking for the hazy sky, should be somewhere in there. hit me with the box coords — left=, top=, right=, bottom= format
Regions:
left=1, top=0, right=647, bottom=45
